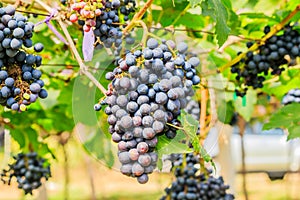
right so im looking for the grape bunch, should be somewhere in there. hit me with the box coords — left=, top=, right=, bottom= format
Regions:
left=0, top=5, right=47, bottom=111
left=1, top=152, right=51, bottom=195
left=231, top=24, right=300, bottom=97
left=67, top=0, right=136, bottom=54
left=282, top=88, right=300, bottom=105
left=95, top=38, right=201, bottom=183
left=185, top=97, right=200, bottom=121
left=161, top=153, right=234, bottom=200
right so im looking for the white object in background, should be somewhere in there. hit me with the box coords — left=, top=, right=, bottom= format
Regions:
left=0, top=129, right=11, bottom=171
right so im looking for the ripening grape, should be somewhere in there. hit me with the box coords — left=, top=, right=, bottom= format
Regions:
left=95, top=38, right=201, bottom=183
left=0, top=5, right=47, bottom=111
left=1, top=152, right=51, bottom=195
left=67, top=0, right=136, bottom=56
left=232, top=24, right=300, bottom=96
left=161, top=153, right=234, bottom=200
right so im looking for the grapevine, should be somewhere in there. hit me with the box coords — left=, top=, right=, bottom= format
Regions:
left=0, top=0, right=299, bottom=199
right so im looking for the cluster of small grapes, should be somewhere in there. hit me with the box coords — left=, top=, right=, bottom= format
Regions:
left=68, top=0, right=109, bottom=32
left=185, top=96, right=200, bottom=121
left=1, top=152, right=51, bottom=195
left=231, top=24, right=300, bottom=97
left=161, top=153, right=234, bottom=200
left=0, top=5, right=47, bottom=111
left=282, top=88, right=300, bottom=105
left=95, top=38, right=201, bottom=183
left=68, top=0, right=136, bottom=53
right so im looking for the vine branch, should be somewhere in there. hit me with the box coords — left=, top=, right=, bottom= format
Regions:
left=199, top=78, right=209, bottom=145
left=123, top=0, right=153, bottom=34
left=201, top=4, right=300, bottom=77
left=35, top=0, right=107, bottom=95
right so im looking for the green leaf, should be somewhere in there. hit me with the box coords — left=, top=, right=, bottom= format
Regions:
left=174, top=13, right=205, bottom=29
left=233, top=89, right=257, bottom=121
left=188, top=0, right=203, bottom=7
left=152, top=1, right=189, bottom=26
left=239, top=12, right=275, bottom=20
left=26, top=127, right=39, bottom=149
left=245, top=0, right=259, bottom=7
left=213, top=0, right=231, bottom=46
left=287, top=126, right=300, bottom=140
left=200, top=147, right=216, bottom=170
left=217, top=100, right=234, bottom=124
left=201, top=0, right=231, bottom=46
left=180, top=110, right=200, bottom=151
left=263, top=73, right=300, bottom=99
left=82, top=126, right=115, bottom=168
left=156, top=134, right=192, bottom=156
left=10, top=129, right=26, bottom=148
left=263, top=103, right=300, bottom=140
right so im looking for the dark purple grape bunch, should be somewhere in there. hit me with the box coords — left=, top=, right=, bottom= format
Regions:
left=93, top=0, right=136, bottom=55
left=0, top=5, right=48, bottom=111
left=161, top=153, right=235, bottom=200
left=1, top=152, right=51, bottom=195
left=69, top=0, right=136, bottom=55
left=94, top=38, right=201, bottom=183
left=231, top=24, right=300, bottom=97
left=282, top=88, right=300, bottom=105
left=185, top=96, right=200, bottom=121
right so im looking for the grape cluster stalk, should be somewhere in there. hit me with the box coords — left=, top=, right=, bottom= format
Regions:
left=0, top=5, right=47, bottom=111
left=66, top=0, right=136, bottom=55
left=161, top=153, right=235, bottom=200
left=231, top=24, right=300, bottom=96
left=95, top=38, right=201, bottom=183
left=1, top=152, right=51, bottom=195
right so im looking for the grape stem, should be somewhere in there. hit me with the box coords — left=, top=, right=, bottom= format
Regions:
left=166, top=123, right=184, bottom=130
left=198, top=78, right=213, bottom=172
left=123, top=0, right=154, bottom=34
left=199, top=78, right=209, bottom=146
left=201, top=4, right=300, bottom=77
left=34, top=0, right=108, bottom=95
left=207, top=80, right=218, bottom=129
left=136, top=20, right=149, bottom=47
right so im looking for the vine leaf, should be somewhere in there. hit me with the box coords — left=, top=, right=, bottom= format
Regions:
left=263, top=103, right=300, bottom=140
left=10, top=129, right=25, bottom=148
left=82, top=126, right=115, bottom=168
left=188, top=0, right=203, bottom=7
left=156, top=134, right=192, bottom=171
left=156, top=134, right=192, bottom=157
left=233, top=89, right=257, bottom=121
left=201, top=0, right=231, bottom=46
left=200, top=146, right=216, bottom=170
left=180, top=110, right=200, bottom=152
